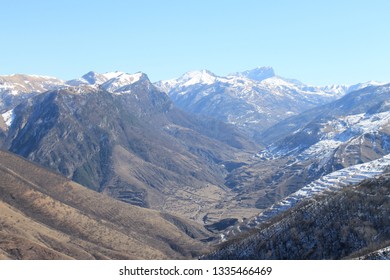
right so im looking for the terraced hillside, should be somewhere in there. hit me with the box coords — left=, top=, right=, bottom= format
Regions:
left=206, top=173, right=390, bottom=260
left=223, top=154, right=390, bottom=240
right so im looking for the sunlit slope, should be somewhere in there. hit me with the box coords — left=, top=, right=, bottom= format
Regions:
left=0, top=150, right=210, bottom=259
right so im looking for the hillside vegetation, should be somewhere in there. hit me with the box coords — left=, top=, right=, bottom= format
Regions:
left=206, top=174, right=390, bottom=259
left=0, top=150, right=210, bottom=259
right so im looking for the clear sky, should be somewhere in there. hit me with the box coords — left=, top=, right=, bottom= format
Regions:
left=1, top=0, right=389, bottom=85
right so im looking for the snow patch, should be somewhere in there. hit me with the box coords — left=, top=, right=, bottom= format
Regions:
left=249, top=154, right=390, bottom=231
left=100, top=72, right=146, bottom=93
left=223, top=151, right=390, bottom=241
left=2, top=109, right=14, bottom=127
left=180, top=70, right=218, bottom=87
left=102, top=71, right=126, bottom=80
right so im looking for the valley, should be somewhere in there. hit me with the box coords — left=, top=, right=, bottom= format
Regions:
left=0, top=68, right=389, bottom=259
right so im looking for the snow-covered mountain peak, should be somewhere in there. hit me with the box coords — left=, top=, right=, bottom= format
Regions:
left=154, top=68, right=373, bottom=134
left=0, top=74, right=64, bottom=96
left=259, top=76, right=295, bottom=87
left=66, top=71, right=105, bottom=86
left=0, top=74, right=63, bottom=85
left=105, top=71, right=145, bottom=84
left=154, top=70, right=221, bottom=93
left=178, top=69, right=218, bottom=87
left=79, top=71, right=109, bottom=85
left=0, top=74, right=65, bottom=111
left=66, top=71, right=149, bottom=93
left=231, top=66, right=275, bottom=82
left=101, top=71, right=126, bottom=80
left=347, top=81, right=388, bottom=93
left=100, top=72, right=149, bottom=93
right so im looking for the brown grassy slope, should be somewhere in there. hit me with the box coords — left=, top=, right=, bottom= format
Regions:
left=0, top=74, right=63, bottom=94
left=0, top=150, right=210, bottom=259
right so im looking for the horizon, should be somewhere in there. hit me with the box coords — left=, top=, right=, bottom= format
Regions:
left=1, top=0, right=389, bottom=85
left=1, top=66, right=387, bottom=87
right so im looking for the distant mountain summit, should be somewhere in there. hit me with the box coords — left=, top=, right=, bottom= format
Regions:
left=0, top=70, right=158, bottom=112
left=231, top=66, right=275, bottom=81
left=0, top=74, right=64, bottom=112
left=66, top=71, right=150, bottom=93
left=66, top=71, right=108, bottom=86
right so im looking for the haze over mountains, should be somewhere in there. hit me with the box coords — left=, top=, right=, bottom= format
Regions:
left=0, top=67, right=389, bottom=259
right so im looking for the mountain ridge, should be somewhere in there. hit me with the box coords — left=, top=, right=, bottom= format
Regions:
left=155, top=68, right=386, bottom=138
left=1, top=75, right=259, bottom=225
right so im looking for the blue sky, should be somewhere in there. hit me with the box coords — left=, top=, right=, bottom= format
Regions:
left=1, top=0, right=389, bottom=85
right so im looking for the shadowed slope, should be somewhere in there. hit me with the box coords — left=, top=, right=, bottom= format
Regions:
left=205, top=174, right=390, bottom=260
left=3, top=79, right=258, bottom=223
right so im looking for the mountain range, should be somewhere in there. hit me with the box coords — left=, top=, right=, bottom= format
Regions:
left=0, top=67, right=389, bottom=259
left=224, top=83, right=390, bottom=211
left=1, top=72, right=257, bottom=227
left=155, top=67, right=385, bottom=139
